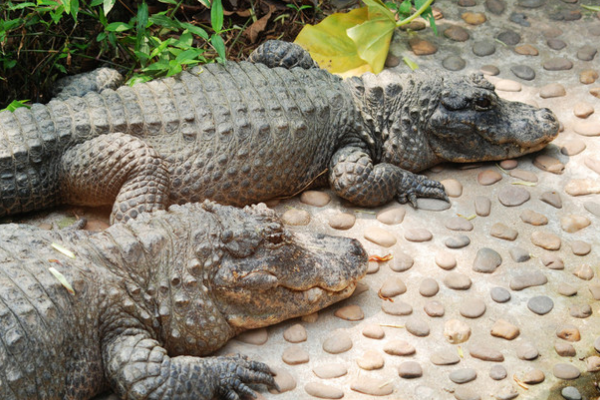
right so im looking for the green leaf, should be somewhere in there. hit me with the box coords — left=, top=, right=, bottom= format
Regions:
left=128, top=74, right=154, bottom=86
left=361, top=0, right=396, bottom=22
left=211, top=0, right=224, bottom=32
left=174, top=31, right=193, bottom=49
left=398, top=0, right=411, bottom=15
left=181, top=22, right=209, bottom=40
left=104, top=0, right=117, bottom=16
left=158, top=0, right=179, bottom=4
left=149, top=13, right=182, bottom=29
left=142, top=59, right=169, bottom=71
left=211, top=33, right=226, bottom=62
left=105, top=22, right=133, bottom=32
left=1, top=99, right=30, bottom=112
left=135, top=1, right=149, bottom=52
left=402, top=56, right=419, bottom=70
left=167, top=60, right=183, bottom=77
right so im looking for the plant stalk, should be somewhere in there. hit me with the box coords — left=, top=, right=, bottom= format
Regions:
left=396, top=0, right=435, bottom=27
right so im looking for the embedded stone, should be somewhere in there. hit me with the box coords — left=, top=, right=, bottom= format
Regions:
left=490, top=223, right=518, bottom=241
left=485, top=0, right=505, bottom=14
left=367, top=261, right=379, bottom=274
left=409, top=38, right=438, bottom=55
left=580, top=69, right=599, bottom=84
left=445, top=217, right=473, bottom=231
left=586, top=356, right=600, bottom=372
left=237, top=328, right=268, bottom=345
left=364, top=226, right=397, bottom=247
left=334, top=305, right=364, bottom=321
left=591, top=87, right=600, bottom=98
left=469, top=345, right=504, bottom=361
left=362, top=323, right=385, bottom=340
left=444, top=319, right=471, bottom=344
left=430, top=350, right=460, bottom=365
left=571, top=241, right=591, bottom=256
left=460, top=299, right=486, bottom=318
left=510, top=271, right=547, bottom=290
left=313, top=364, right=348, bottom=379
left=547, top=38, right=567, bottom=50
left=573, top=122, right=600, bottom=137
left=543, top=57, right=573, bottom=71
left=495, top=79, right=521, bottom=92
left=404, top=228, right=432, bottom=242
left=498, top=186, right=530, bottom=206
left=560, top=215, right=591, bottom=233
left=500, top=159, right=518, bottom=170
left=350, top=377, right=394, bottom=396
left=586, top=156, right=600, bottom=175
left=562, top=387, right=582, bottom=400
left=573, top=264, right=594, bottom=280
left=491, top=319, right=520, bottom=340
left=491, top=287, right=511, bottom=303
left=449, top=368, right=477, bottom=384
left=454, top=387, right=481, bottom=400
left=509, top=169, right=537, bottom=182
left=282, top=345, right=309, bottom=365
left=300, top=191, right=331, bottom=207
left=539, top=83, right=566, bottom=98
left=281, top=208, right=310, bottom=225
left=398, top=361, right=423, bottom=378
left=323, top=331, right=352, bottom=354
left=510, top=65, right=535, bottom=80
left=531, top=231, right=561, bottom=250
left=444, top=25, right=470, bottom=41
left=520, top=209, right=548, bottom=225
left=270, top=366, right=297, bottom=393
left=584, top=201, right=600, bottom=217
left=558, top=283, right=577, bottom=296
left=517, top=343, right=539, bottom=360
left=473, top=248, right=502, bottom=273
left=389, top=253, right=414, bottom=272
left=515, top=44, right=539, bottom=56
left=435, top=252, right=457, bottom=270
left=555, top=342, right=576, bottom=357
left=522, top=369, right=545, bottom=384
left=379, top=277, right=407, bottom=298
left=556, top=325, right=581, bottom=342
left=445, top=235, right=471, bottom=249
left=490, top=365, right=507, bottom=380
left=577, top=45, right=597, bottom=61
left=509, top=247, right=530, bottom=262
left=328, top=213, right=356, bottom=230
left=304, top=382, right=344, bottom=399
left=478, top=170, right=502, bottom=185
left=420, top=278, right=439, bottom=297
left=382, top=300, right=413, bottom=316
left=284, top=324, right=307, bottom=343
left=534, top=155, right=564, bottom=174
left=357, top=350, right=384, bottom=370
left=462, top=12, right=487, bottom=25
left=540, top=191, right=562, bottom=208
left=569, top=304, right=592, bottom=318
left=589, top=284, right=600, bottom=300
left=377, top=206, right=406, bottom=225
left=573, top=102, right=594, bottom=118
left=475, top=196, right=492, bottom=216
left=473, top=40, right=496, bottom=56
left=406, top=317, right=430, bottom=337
left=443, top=273, right=472, bottom=290
left=553, top=363, right=580, bottom=380
left=384, top=340, right=416, bottom=356
left=424, top=300, right=445, bottom=317
left=519, top=0, right=545, bottom=7
left=417, top=198, right=452, bottom=210
left=481, top=64, right=500, bottom=76
left=442, top=56, right=467, bottom=71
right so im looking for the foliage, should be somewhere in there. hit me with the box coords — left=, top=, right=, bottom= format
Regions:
left=294, top=0, right=435, bottom=77
left=0, top=99, right=31, bottom=113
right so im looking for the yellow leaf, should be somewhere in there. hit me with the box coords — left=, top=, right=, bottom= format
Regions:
left=295, top=7, right=374, bottom=76
left=347, top=9, right=395, bottom=74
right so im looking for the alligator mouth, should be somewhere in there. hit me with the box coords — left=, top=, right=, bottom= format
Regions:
left=300, top=282, right=359, bottom=304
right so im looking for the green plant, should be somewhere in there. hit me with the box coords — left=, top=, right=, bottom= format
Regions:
left=294, top=0, right=435, bottom=77
left=0, top=99, right=31, bottom=112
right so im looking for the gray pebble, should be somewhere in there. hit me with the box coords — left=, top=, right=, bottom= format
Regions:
left=553, top=363, right=581, bottom=380
left=528, top=295, right=554, bottom=315
left=541, top=191, right=562, bottom=208
left=473, top=41, right=497, bottom=57
left=485, top=0, right=506, bottom=14
left=481, top=65, right=500, bottom=76
left=382, top=300, right=413, bottom=316
left=511, top=271, right=547, bottom=290
left=543, top=57, right=573, bottom=71
left=510, top=65, right=535, bottom=80
left=445, top=216, right=473, bottom=231
left=454, top=387, right=481, bottom=400
left=444, top=26, right=470, bottom=42
left=569, top=304, right=592, bottom=318
left=460, top=299, right=486, bottom=318
left=555, top=342, right=576, bottom=357
left=497, top=31, right=521, bottom=45
left=490, top=365, right=508, bottom=380
left=518, top=0, right=545, bottom=7
left=498, top=186, right=530, bottom=206
left=389, top=253, right=414, bottom=272
left=494, top=385, right=519, bottom=400
left=449, top=368, right=477, bottom=384
left=577, top=45, right=597, bottom=61
left=561, top=387, right=582, bottom=400
left=420, top=278, right=439, bottom=297
left=517, top=342, right=539, bottom=360
left=510, top=12, right=530, bottom=26
left=595, top=336, right=600, bottom=352
left=445, top=235, right=471, bottom=249
left=442, top=56, right=466, bottom=71
left=549, top=9, right=581, bottom=21
left=416, top=198, right=451, bottom=211
left=469, top=345, right=504, bottom=361
left=473, top=248, right=502, bottom=273
left=490, top=223, right=517, bottom=241
left=430, top=350, right=460, bottom=365
left=584, top=201, right=600, bottom=217
left=424, top=300, right=445, bottom=317
left=444, top=273, right=472, bottom=290
left=509, top=247, right=530, bottom=262
left=475, top=196, right=492, bottom=216
left=406, top=317, right=430, bottom=337
left=398, top=361, right=423, bottom=378
left=547, top=38, right=567, bottom=50
left=491, top=287, right=511, bottom=303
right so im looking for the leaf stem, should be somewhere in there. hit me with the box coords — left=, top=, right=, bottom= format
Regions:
left=396, top=0, right=435, bottom=27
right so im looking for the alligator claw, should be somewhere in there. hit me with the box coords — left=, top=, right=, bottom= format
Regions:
left=216, top=355, right=277, bottom=400
left=395, top=172, right=449, bottom=208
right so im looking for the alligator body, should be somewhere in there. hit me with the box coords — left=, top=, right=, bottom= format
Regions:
left=0, top=200, right=367, bottom=400
left=0, top=41, right=559, bottom=222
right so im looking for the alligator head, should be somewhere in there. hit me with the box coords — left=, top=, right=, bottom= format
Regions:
left=206, top=203, right=368, bottom=330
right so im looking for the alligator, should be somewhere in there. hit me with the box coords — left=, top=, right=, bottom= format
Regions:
left=0, top=200, right=368, bottom=400
left=0, top=40, right=560, bottom=223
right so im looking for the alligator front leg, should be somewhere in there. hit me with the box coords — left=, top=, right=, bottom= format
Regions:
left=60, top=132, right=170, bottom=223
left=103, top=332, right=276, bottom=400
left=329, top=147, right=448, bottom=208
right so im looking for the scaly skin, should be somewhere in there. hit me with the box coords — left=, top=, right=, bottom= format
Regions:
left=0, top=41, right=559, bottom=222
left=0, top=200, right=367, bottom=400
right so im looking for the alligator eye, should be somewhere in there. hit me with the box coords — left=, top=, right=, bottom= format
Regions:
left=474, top=97, right=492, bottom=111
left=266, top=232, right=285, bottom=245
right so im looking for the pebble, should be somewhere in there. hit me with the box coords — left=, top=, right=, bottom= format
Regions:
left=571, top=241, right=591, bottom=256
left=473, top=40, right=496, bottom=56
left=364, top=226, right=397, bottom=247
left=444, top=319, right=471, bottom=344
left=553, top=363, right=581, bottom=380
left=282, top=345, right=310, bottom=365
left=543, top=57, right=573, bottom=71
left=302, top=312, right=319, bottom=323
left=351, top=378, right=394, bottom=396
left=498, top=186, right=530, bottom=206
left=409, top=37, right=438, bottom=55
left=547, top=38, right=567, bottom=50
left=562, top=387, right=582, bottom=400
left=462, top=12, right=487, bottom=25
left=237, top=328, right=268, bottom=345
left=534, top=155, right=565, bottom=174
left=509, top=169, right=538, bottom=182
left=444, top=25, right=470, bottom=41
left=470, top=345, right=504, bottom=362
left=556, top=325, right=581, bottom=342
left=580, top=69, right=599, bottom=84
left=454, top=387, right=481, bottom=400
left=384, top=340, right=416, bottom=356
left=501, top=159, right=518, bottom=169
left=445, top=217, right=473, bottom=231
left=380, top=278, right=407, bottom=298
left=510, top=12, right=530, bottom=26
left=430, top=350, right=460, bottom=365
left=443, top=273, right=472, bottom=290
left=490, top=365, right=508, bottom=380
left=491, top=287, right=511, bottom=303
left=270, top=367, right=296, bottom=393
left=560, top=139, right=585, bottom=157
left=540, top=83, right=566, bottom=98
left=566, top=179, right=600, bottom=196
left=417, top=198, right=451, bottom=211
left=541, top=191, right=563, bottom=208
left=406, top=317, right=430, bottom=337
left=362, top=323, right=385, bottom=339
left=543, top=27, right=563, bottom=38
left=284, top=324, right=307, bottom=343
left=313, top=364, right=348, bottom=379
left=522, top=369, right=545, bottom=384
left=300, top=191, right=330, bottom=207
left=435, top=252, right=457, bottom=270
left=419, top=278, right=439, bottom=297
left=569, top=304, right=592, bottom=318
left=517, top=343, right=539, bottom=360
left=441, top=179, right=463, bottom=197
left=323, top=331, right=352, bottom=354
left=481, top=64, right=500, bottom=75
left=486, top=0, right=506, bottom=14
left=356, top=350, right=384, bottom=370
left=328, top=213, right=356, bottom=230
left=458, top=0, right=476, bottom=5
left=304, top=382, right=343, bottom=399
left=334, top=305, right=364, bottom=321
left=491, top=319, right=520, bottom=340
left=473, top=248, right=503, bottom=273
left=531, top=231, right=561, bottom=250
left=367, top=261, right=379, bottom=274
left=390, top=253, right=414, bottom=272
left=510, top=65, right=535, bottom=80
left=424, top=300, right=445, bottom=317
left=515, top=44, right=539, bottom=56
left=573, top=122, right=600, bottom=136
left=382, top=300, right=413, bottom=316
left=510, top=271, right=548, bottom=290
left=384, top=53, right=400, bottom=68
left=595, top=336, right=600, bottom=352
left=475, top=196, right=492, bottom=216
left=584, top=201, right=600, bottom=216
left=520, top=209, right=548, bottom=225
left=398, top=361, right=423, bottom=379
left=589, top=284, right=600, bottom=300
left=404, top=228, right=433, bottom=242
left=555, top=342, right=576, bottom=357
left=586, top=156, right=600, bottom=175
left=460, top=299, right=486, bottom=319
left=497, top=30, right=520, bottom=45
left=478, top=170, right=502, bottom=185
left=281, top=208, right=310, bottom=225
left=561, top=215, right=591, bottom=233
left=445, top=235, right=471, bottom=249
left=590, top=87, right=600, bottom=98
left=577, top=45, right=597, bottom=61
left=573, top=102, right=594, bottom=118
left=573, top=264, right=594, bottom=280
left=518, top=0, right=545, bottom=7
left=558, top=283, right=577, bottom=296
left=586, top=356, right=600, bottom=372
left=377, top=206, right=406, bottom=225
left=442, top=56, right=466, bottom=71
left=509, top=247, right=530, bottom=262
left=450, top=368, right=477, bottom=384
left=550, top=9, right=581, bottom=21
left=495, top=79, right=521, bottom=92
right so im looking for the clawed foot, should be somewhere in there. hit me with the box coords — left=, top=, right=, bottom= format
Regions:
left=215, top=355, right=279, bottom=400
left=396, top=172, right=449, bottom=208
